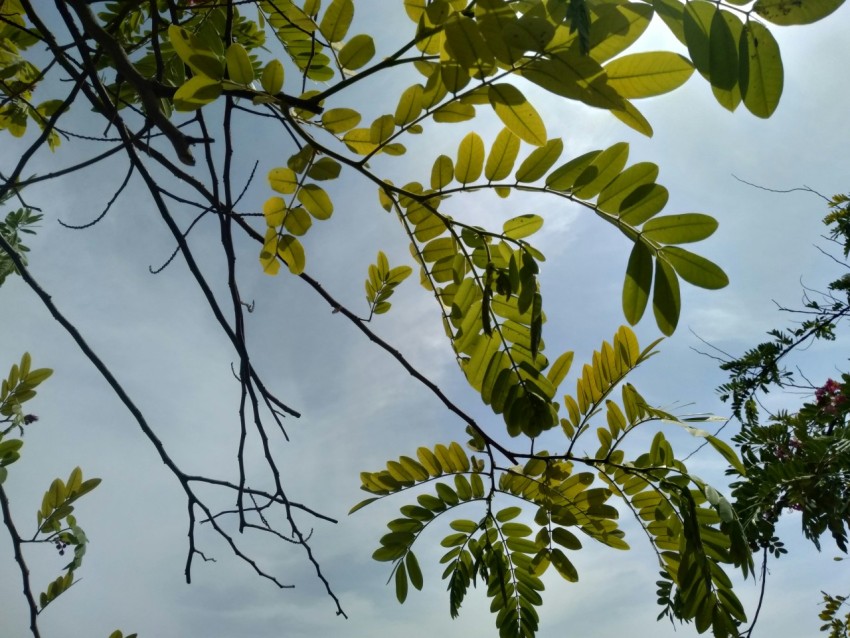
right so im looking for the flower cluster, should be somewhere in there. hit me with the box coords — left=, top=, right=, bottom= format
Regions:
left=815, top=378, right=848, bottom=416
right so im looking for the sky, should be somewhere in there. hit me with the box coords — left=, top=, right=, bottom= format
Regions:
left=1, top=2, right=849, bottom=637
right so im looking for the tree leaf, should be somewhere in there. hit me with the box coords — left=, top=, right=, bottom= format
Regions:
left=276, top=234, right=306, bottom=275
left=225, top=43, right=254, bottom=85
left=173, top=75, right=222, bottom=111
left=605, top=52, right=695, bottom=98
left=319, top=0, right=354, bottom=42
left=322, top=108, right=361, bottom=133
left=503, top=214, right=543, bottom=239
left=641, top=213, right=718, bottom=244
left=339, top=34, right=375, bottom=70
left=753, top=0, right=844, bottom=24
left=739, top=20, right=783, bottom=118
left=297, top=184, right=334, bottom=220
left=515, top=139, right=563, bottom=183
left=485, top=128, right=521, bottom=182
left=652, top=257, right=680, bottom=335
left=261, top=60, right=284, bottom=94
left=488, top=83, right=547, bottom=146
left=660, top=246, right=728, bottom=289
left=455, top=132, right=485, bottom=184
left=573, top=142, right=629, bottom=200
left=622, top=240, right=652, bottom=326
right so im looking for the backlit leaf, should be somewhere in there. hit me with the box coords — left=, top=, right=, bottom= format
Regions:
left=319, top=0, right=354, bottom=42
left=173, top=75, right=222, bottom=111
left=652, top=257, right=680, bottom=335
left=503, top=214, right=543, bottom=240
left=573, top=142, right=629, bottom=200
left=739, top=20, right=783, bottom=118
left=297, top=184, right=334, bottom=219
left=488, top=84, right=547, bottom=146
left=225, top=43, right=254, bottom=85
left=261, top=60, right=284, bottom=94
left=753, top=0, right=844, bottom=24
left=605, top=52, right=694, bottom=98
left=622, top=240, right=652, bottom=326
left=485, top=128, right=521, bottom=182
left=515, top=139, right=563, bottom=183
left=660, top=246, right=728, bottom=289
left=322, top=108, right=361, bottom=133
left=277, top=234, right=306, bottom=275
left=641, top=214, right=718, bottom=244
left=455, top=132, right=485, bottom=184
left=339, top=34, right=376, bottom=70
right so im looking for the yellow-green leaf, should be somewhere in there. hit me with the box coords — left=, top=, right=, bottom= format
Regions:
left=268, top=167, right=298, bottom=194
left=660, top=247, right=728, bottom=289
left=739, top=21, right=783, bottom=118
left=753, top=0, right=844, bottom=24
left=455, top=132, right=484, bottom=184
left=321, top=108, right=361, bottom=134
left=319, top=0, right=354, bottom=42
left=597, top=162, right=659, bottom=213
left=277, top=234, right=306, bottom=275
left=225, top=43, right=254, bottom=85
left=515, top=139, right=563, bottom=183
left=652, top=258, right=680, bottom=335
left=168, top=25, right=223, bottom=79
left=488, top=83, right=547, bottom=146
left=173, top=75, right=222, bottom=111
left=339, top=34, right=375, bottom=70
left=284, top=207, right=312, bottom=236
left=503, top=214, right=543, bottom=240
left=573, top=142, right=629, bottom=200
left=604, top=52, right=694, bottom=98
left=263, top=197, right=287, bottom=227
left=297, top=184, right=334, bottom=220
left=261, top=60, right=284, bottom=94
left=485, top=128, right=521, bottom=182
left=394, top=84, right=424, bottom=126
left=622, top=240, right=652, bottom=326
left=431, top=155, right=454, bottom=190
left=641, top=213, right=718, bottom=244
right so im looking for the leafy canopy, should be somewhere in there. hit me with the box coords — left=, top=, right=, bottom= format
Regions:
left=0, top=0, right=843, bottom=636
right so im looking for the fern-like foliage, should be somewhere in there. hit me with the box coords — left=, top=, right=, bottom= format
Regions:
left=353, top=327, right=752, bottom=637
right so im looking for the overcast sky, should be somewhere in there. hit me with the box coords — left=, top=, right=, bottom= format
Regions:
left=1, top=3, right=849, bottom=638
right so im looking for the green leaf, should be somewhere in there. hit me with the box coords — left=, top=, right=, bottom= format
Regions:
left=641, top=213, right=718, bottom=244
left=173, top=75, right=222, bottom=111
left=297, top=184, right=334, bottom=220
left=515, top=139, right=563, bottom=183
left=485, top=128, right=521, bottom=182
left=496, top=506, right=522, bottom=522
left=349, top=497, right=380, bottom=514
left=660, top=246, right=728, bottom=289
left=622, top=240, right=652, bottom=326
left=276, top=234, right=306, bottom=275
left=545, top=150, right=601, bottom=192
left=261, top=60, right=284, bottom=94
left=339, top=34, right=375, bottom=70
left=739, top=21, right=783, bottom=118
left=546, top=351, right=574, bottom=391
left=706, top=435, right=746, bottom=475
left=395, top=562, right=409, bottom=603
left=753, top=0, right=844, bottom=24
left=709, top=9, right=743, bottom=111
left=573, top=142, right=629, bottom=200
left=268, top=167, right=298, bottom=194
left=550, top=548, right=579, bottom=582
left=597, top=162, right=659, bottom=213
left=488, top=84, right=547, bottom=146
left=683, top=1, right=714, bottom=78
left=455, top=132, right=485, bottom=184
left=406, top=552, right=424, bottom=590
left=652, top=257, right=680, bottom=336
left=503, top=214, right=543, bottom=240
left=225, top=43, right=254, bottom=85
left=394, top=85, right=424, bottom=126
left=618, top=184, right=669, bottom=225
left=319, top=0, right=354, bottom=42
left=322, top=108, right=361, bottom=133
left=432, top=102, right=476, bottom=123
left=604, top=52, right=694, bottom=98
left=168, top=25, right=223, bottom=79
left=431, top=155, right=455, bottom=190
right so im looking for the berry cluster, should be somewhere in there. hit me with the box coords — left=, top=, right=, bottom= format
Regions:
left=54, top=538, right=69, bottom=556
